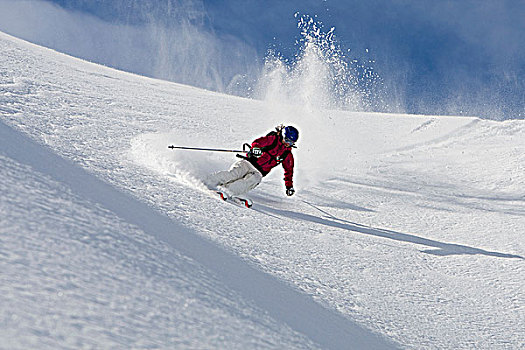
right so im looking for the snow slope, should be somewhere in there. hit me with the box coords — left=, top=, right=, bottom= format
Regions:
left=1, top=31, right=524, bottom=349
left=0, top=126, right=321, bottom=349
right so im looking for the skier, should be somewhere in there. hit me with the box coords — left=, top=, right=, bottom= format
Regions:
left=206, top=125, right=299, bottom=199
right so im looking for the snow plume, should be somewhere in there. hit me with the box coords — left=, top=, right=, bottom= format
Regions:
left=129, top=132, right=221, bottom=191
left=256, top=14, right=385, bottom=113
left=254, top=14, right=387, bottom=187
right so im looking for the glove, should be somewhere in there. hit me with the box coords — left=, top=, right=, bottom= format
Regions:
left=286, top=187, right=295, bottom=196
left=249, top=147, right=262, bottom=158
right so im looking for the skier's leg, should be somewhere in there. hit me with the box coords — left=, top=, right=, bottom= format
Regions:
left=221, top=161, right=263, bottom=196
left=205, top=160, right=250, bottom=189
left=224, top=171, right=262, bottom=196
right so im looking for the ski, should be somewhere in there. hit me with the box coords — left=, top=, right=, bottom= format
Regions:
left=216, top=191, right=253, bottom=208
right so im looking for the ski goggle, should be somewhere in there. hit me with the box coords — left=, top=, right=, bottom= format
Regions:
left=283, top=137, right=295, bottom=146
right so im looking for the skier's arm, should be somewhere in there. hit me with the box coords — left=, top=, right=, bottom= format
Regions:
left=282, top=152, right=294, bottom=189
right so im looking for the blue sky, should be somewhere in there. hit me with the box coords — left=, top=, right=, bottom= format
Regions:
left=1, top=0, right=523, bottom=119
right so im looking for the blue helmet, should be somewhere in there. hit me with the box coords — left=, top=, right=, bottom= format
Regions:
left=283, top=126, right=299, bottom=144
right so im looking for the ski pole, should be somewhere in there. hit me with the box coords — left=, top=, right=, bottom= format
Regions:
left=168, top=143, right=251, bottom=153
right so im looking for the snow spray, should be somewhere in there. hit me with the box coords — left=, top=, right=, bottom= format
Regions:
left=256, top=13, right=384, bottom=112
left=255, top=14, right=385, bottom=186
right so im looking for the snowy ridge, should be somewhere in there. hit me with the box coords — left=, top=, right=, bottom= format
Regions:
left=1, top=31, right=524, bottom=349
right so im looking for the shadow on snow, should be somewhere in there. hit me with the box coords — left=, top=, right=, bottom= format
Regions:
left=256, top=201, right=524, bottom=260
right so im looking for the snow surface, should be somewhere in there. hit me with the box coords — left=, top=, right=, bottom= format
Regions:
left=1, top=31, right=524, bottom=349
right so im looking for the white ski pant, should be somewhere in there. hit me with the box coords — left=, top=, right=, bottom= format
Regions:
left=207, top=159, right=263, bottom=196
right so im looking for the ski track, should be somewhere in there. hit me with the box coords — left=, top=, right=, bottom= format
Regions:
left=1, top=31, right=525, bottom=349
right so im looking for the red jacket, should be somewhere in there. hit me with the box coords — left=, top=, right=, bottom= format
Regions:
left=248, top=132, right=294, bottom=188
